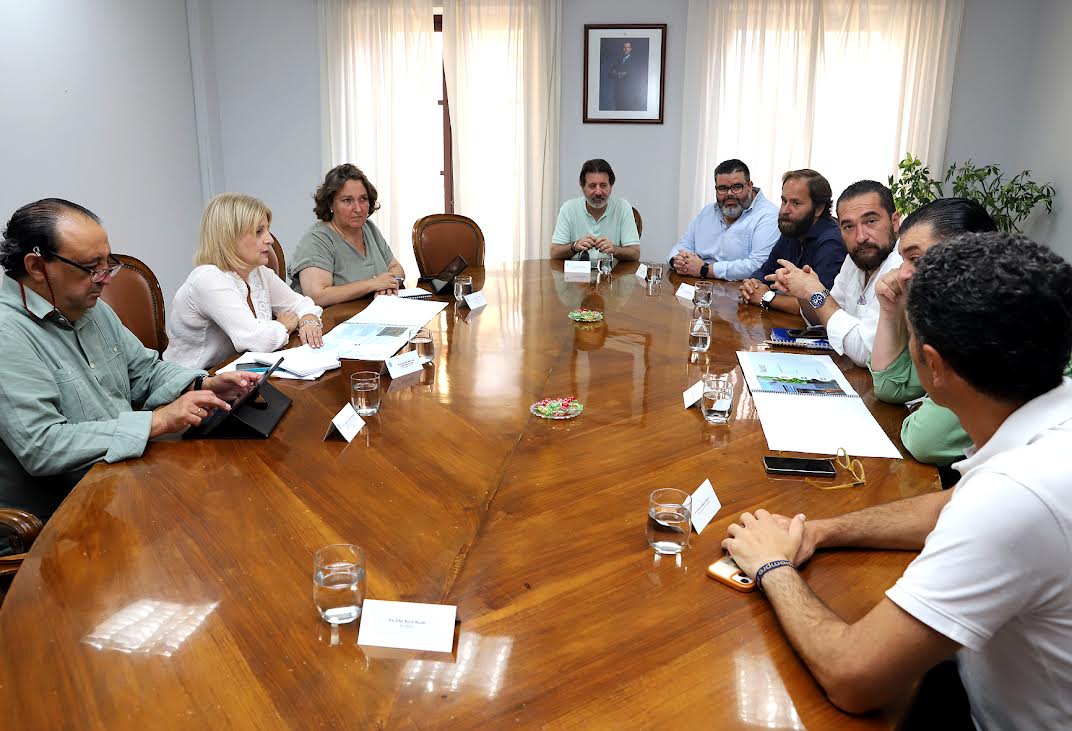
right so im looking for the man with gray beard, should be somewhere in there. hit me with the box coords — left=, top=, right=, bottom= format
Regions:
left=668, top=159, right=779, bottom=280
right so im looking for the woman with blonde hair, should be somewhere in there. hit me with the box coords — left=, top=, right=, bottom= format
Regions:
left=164, top=193, right=323, bottom=369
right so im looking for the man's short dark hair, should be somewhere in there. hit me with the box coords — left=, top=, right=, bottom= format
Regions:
left=907, top=231, right=1072, bottom=403
left=579, top=159, right=615, bottom=187
left=313, top=163, right=381, bottom=222
left=714, top=159, right=750, bottom=181
left=1, top=198, right=101, bottom=279
left=899, top=197, right=997, bottom=241
left=837, top=180, right=895, bottom=217
left=782, top=169, right=834, bottom=218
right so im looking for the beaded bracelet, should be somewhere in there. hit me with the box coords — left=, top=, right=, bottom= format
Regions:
left=755, top=559, right=795, bottom=591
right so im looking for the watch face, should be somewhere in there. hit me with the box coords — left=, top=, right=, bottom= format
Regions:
left=762, top=291, right=776, bottom=303
left=809, top=291, right=827, bottom=309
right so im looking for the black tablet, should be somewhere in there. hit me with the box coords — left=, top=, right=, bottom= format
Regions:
left=429, top=255, right=469, bottom=295
left=192, top=357, right=284, bottom=436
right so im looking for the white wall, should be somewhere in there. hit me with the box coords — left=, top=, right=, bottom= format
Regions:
left=0, top=0, right=204, bottom=301
left=559, top=0, right=689, bottom=260
left=1018, top=0, right=1072, bottom=261
left=194, top=0, right=323, bottom=261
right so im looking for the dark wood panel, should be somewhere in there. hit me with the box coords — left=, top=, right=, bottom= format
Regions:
left=0, top=260, right=936, bottom=728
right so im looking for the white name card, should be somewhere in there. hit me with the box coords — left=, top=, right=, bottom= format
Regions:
left=324, top=403, right=365, bottom=442
left=564, top=259, right=592, bottom=274
left=683, top=379, right=704, bottom=409
left=676, top=283, right=697, bottom=301
left=464, top=291, right=488, bottom=309
left=690, top=479, right=722, bottom=534
left=386, top=350, right=423, bottom=380
left=357, top=599, right=457, bottom=653
left=635, top=263, right=648, bottom=279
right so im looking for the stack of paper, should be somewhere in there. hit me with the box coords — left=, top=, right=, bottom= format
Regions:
left=251, top=346, right=340, bottom=377
left=737, top=351, right=901, bottom=458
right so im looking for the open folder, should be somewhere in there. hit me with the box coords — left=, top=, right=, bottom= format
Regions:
left=737, top=351, right=901, bottom=458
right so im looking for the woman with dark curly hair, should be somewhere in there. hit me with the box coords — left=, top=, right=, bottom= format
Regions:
left=289, top=164, right=405, bottom=305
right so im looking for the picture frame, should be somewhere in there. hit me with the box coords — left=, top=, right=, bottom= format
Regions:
left=583, top=24, right=667, bottom=124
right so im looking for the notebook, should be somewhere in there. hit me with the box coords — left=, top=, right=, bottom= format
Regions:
left=398, top=288, right=432, bottom=299
left=765, top=327, right=834, bottom=351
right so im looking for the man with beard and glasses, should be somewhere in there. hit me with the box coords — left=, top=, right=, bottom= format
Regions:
left=550, top=158, right=641, bottom=263
left=740, top=169, right=845, bottom=314
left=0, top=199, right=253, bottom=532
left=667, top=158, right=779, bottom=281
left=766, top=180, right=902, bottom=367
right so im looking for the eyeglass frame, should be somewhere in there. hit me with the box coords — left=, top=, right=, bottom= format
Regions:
left=806, top=448, right=866, bottom=490
left=715, top=183, right=748, bottom=196
left=34, top=246, right=123, bottom=283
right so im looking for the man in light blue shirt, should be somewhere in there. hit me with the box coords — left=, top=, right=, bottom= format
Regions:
left=669, top=159, right=779, bottom=280
left=550, top=158, right=641, bottom=262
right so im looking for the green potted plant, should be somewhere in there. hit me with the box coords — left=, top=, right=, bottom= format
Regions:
left=888, top=153, right=1055, bottom=233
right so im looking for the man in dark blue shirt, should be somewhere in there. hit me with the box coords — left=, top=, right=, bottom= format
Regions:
left=740, top=169, right=846, bottom=314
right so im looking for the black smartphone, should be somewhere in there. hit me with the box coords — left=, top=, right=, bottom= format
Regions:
left=763, top=456, right=837, bottom=477
left=786, top=325, right=828, bottom=339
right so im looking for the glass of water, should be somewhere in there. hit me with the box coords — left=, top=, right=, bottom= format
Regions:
left=313, top=544, right=366, bottom=625
left=702, top=372, right=734, bottom=424
left=350, top=371, right=381, bottom=416
left=648, top=262, right=664, bottom=284
left=410, top=328, right=434, bottom=365
left=693, top=281, right=713, bottom=308
left=689, top=318, right=712, bottom=353
left=454, top=275, right=473, bottom=304
left=597, top=255, right=614, bottom=277
left=647, top=488, right=692, bottom=555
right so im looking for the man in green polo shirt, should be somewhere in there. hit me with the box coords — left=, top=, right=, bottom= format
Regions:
left=0, top=199, right=254, bottom=529
left=550, top=158, right=641, bottom=262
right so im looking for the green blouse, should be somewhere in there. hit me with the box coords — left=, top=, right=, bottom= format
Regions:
left=289, top=220, right=394, bottom=295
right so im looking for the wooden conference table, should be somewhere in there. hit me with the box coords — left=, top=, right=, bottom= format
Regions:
left=0, top=260, right=938, bottom=729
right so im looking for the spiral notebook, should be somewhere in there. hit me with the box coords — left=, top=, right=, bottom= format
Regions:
left=737, top=351, right=901, bottom=458
left=765, top=327, right=834, bottom=351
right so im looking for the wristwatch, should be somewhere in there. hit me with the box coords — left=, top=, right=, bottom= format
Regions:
left=760, top=290, right=777, bottom=310
left=192, top=375, right=206, bottom=392
left=699, top=262, right=710, bottom=279
left=809, top=289, right=832, bottom=309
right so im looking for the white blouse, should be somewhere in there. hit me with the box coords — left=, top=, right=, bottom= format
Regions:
left=164, top=265, right=322, bottom=369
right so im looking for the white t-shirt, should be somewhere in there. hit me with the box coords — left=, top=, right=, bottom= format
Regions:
left=822, top=250, right=902, bottom=367
left=886, top=378, right=1072, bottom=730
left=164, top=265, right=321, bottom=369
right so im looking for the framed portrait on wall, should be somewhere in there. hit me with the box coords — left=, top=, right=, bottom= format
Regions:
left=583, top=24, right=667, bottom=124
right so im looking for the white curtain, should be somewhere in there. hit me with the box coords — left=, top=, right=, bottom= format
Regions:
left=318, top=0, right=441, bottom=279
left=442, top=0, right=561, bottom=264
left=678, top=0, right=964, bottom=228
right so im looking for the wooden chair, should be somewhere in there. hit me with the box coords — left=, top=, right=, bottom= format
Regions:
left=632, top=207, right=644, bottom=238
left=0, top=508, right=44, bottom=604
left=412, top=214, right=485, bottom=277
left=267, top=234, right=286, bottom=280
left=100, top=254, right=168, bottom=354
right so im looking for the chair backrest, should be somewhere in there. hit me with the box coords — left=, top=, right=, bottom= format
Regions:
left=0, top=508, right=43, bottom=602
left=267, top=234, right=286, bottom=280
left=99, top=254, right=168, bottom=354
left=412, top=214, right=485, bottom=277
left=632, top=207, right=644, bottom=238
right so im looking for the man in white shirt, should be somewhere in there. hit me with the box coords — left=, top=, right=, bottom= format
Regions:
left=721, top=231, right=1072, bottom=728
left=767, top=180, right=901, bottom=366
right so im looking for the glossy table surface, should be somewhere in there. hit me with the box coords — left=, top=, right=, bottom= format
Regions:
left=0, top=260, right=938, bottom=729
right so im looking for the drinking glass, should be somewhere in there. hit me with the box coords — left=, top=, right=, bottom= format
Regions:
left=646, top=489, right=692, bottom=555
left=597, top=256, right=614, bottom=277
left=689, top=318, right=712, bottom=353
left=313, top=544, right=366, bottom=625
left=693, top=281, right=713, bottom=308
left=701, top=373, right=734, bottom=424
left=454, top=275, right=474, bottom=304
left=350, top=371, right=381, bottom=416
left=648, top=263, right=664, bottom=284
left=410, top=328, right=434, bottom=365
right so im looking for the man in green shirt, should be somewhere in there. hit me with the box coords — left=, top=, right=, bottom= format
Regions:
left=550, top=158, right=641, bottom=262
left=0, top=199, right=254, bottom=526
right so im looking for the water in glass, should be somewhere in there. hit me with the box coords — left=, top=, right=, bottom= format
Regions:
left=314, top=562, right=366, bottom=624
left=597, top=256, right=614, bottom=276
left=693, top=282, right=713, bottom=308
left=648, top=263, right=664, bottom=284
left=454, top=276, right=473, bottom=303
left=351, top=372, right=381, bottom=416
left=689, top=319, right=712, bottom=353
left=702, top=389, right=732, bottom=424
left=646, top=506, right=691, bottom=554
left=411, top=329, right=434, bottom=364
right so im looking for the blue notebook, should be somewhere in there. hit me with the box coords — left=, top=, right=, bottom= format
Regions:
left=766, top=327, right=834, bottom=351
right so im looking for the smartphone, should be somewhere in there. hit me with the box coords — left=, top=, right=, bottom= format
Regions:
left=763, top=456, right=836, bottom=477
left=707, top=555, right=756, bottom=592
left=787, top=325, right=828, bottom=339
